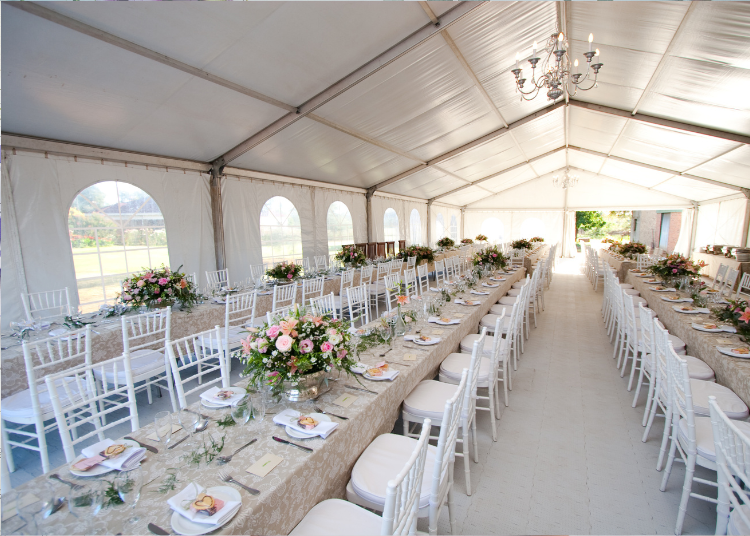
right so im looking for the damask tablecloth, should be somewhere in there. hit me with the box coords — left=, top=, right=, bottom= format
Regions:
left=599, top=249, right=634, bottom=281
left=1, top=268, right=525, bottom=535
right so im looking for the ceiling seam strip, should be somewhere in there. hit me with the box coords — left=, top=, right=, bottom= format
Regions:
left=646, top=144, right=744, bottom=190
left=630, top=2, right=698, bottom=116
left=566, top=165, right=696, bottom=204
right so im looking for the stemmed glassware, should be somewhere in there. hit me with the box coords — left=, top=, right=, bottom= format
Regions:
left=68, top=481, right=104, bottom=519
left=231, top=398, right=253, bottom=438
left=252, top=388, right=267, bottom=425
left=178, top=409, right=200, bottom=447
left=154, top=411, right=173, bottom=449
left=115, top=467, right=143, bottom=525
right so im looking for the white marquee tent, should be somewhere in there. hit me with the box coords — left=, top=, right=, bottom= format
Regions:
left=3, top=0, right=750, bottom=327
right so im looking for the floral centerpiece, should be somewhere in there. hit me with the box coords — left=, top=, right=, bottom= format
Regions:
left=474, top=245, right=507, bottom=270
left=602, top=237, right=619, bottom=245
left=266, top=261, right=303, bottom=281
left=398, top=245, right=435, bottom=265
left=461, top=238, right=474, bottom=245
left=437, top=237, right=455, bottom=249
left=617, top=242, right=648, bottom=259
left=334, top=245, right=367, bottom=267
left=714, top=298, right=750, bottom=340
left=530, top=237, right=544, bottom=242
left=647, top=253, right=707, bottom=286
left=510, top=239, right=533, bottom=250
left=120, top=264, right=200, bottom=311
left=475, top=234, right=488, bottom=242
left=239, top=306, right=357, bottom=400
left=608, top=242, right=622, bottom=252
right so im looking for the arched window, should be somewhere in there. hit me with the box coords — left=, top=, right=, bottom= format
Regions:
left=384, top=208, right=399, bottom=243
left=480, top=217, right=504, bottom=243
left=520, top=217, right=545, bottom=239
left=326, top=201, right=354, bottom=255
left=409, top=209, right=421, bottom=245
left=260, top=196, right=303, bottom=266
left=435, top=213, right=445, bottom=239
left=68, top=181, right=169, bottom=312
left=449, top=215, right=458, bottom=241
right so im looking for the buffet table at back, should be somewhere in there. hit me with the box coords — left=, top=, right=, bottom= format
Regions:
left=599, top=249, right=634, bottom=281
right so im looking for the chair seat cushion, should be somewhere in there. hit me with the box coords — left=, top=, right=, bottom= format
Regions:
left=631, top=297, right=648, bottom=306
left=729, top=505, right=750, bottom=536
left=622, top=289, right=640, bottom=296
left=677, top=416, right=750, bottom=464
left=2, top=378, right=86, bottom=424
left=688, top=380, right=749, bottom=419
left=440, top=353, right=492, bottom=386
left=667, top=334, right=686, bottom=351
left=460, top=334, right=494, bottom=356
left=644, top=355, right=713, bottom=380
left=94, top=349, right=165, bottom=383
left=479, top=314, right=510, bottom=333
left=490, top=304, right=510, bottom=316
left=350, top=433, right=436, bottom=510
left=507, top=289, right=522, bottom=297
left=619, top=283, right=634, bottom=289
left=403, top=380, right=460, bottom=421
left=498, top=296, right=518, bottom=305
left=511, top=282, right=526, bottom=289
left=289, top=499, right=383, bottom=536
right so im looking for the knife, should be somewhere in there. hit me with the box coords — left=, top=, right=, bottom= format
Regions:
left=167, top=434, right=189, bottom=450
left=272, top=436, right=313, bottom=453
left=124, top=436, right=158, bottom=454
left=147, top=523, right=170, bottom=535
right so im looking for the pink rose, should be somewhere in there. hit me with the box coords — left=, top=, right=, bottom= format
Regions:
left=158, top=277, right=169, bottom=285
left=154, top=288, right=160, bottom=294
left=267, top=371, right=279, bottom=378
left=320, top=341, right=334, bottom=353
left=136, top=280, right=146, bottom=288
left=122, top=293, right=132, bottom=301
left=150, top=278, right=158, bottom=283
left=299, top=339, right=314, bottom=354
left=275, top=335, right=293, bottom=353
left=672, top=269, right=678, bottom=273
left=157, top=298, right=162, bottom=303
left=287, top=273, right=294, bottom=279
left=337, top=349, right=347, bottom=359
left=267, top=325, right=281, bottom=338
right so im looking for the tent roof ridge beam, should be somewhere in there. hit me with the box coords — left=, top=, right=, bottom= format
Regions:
left=568, top=145, right=747, bottom=192
left=368, top=100, right=564, bottom=193
left=9, top=2, right=297, bottom=114
left=216, top=1, right=486, bottom=166
left=568, top=100, right=750, bottom=146
left=631, top=2, right=698, bottom=116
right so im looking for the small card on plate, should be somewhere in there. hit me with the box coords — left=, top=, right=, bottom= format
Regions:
left=432, top=329, right=445, bottom=335
left=403, top=353, right=417, bottom=361
left=332, top=393, right=358, bottom=408
left=146, top=423, right=183, bottom=442
left=717, top=338, right=736, bottom=345
left=453, top=313, right=465, bottom=318
left=247, top=453, right=283, bottom=478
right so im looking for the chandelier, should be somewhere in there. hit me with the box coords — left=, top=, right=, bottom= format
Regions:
left=553, top=168, right=579, bottom=189
left=511, top=31, right=603, bottom=101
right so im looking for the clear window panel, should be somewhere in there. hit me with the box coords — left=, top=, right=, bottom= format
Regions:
left=72, top=253, right=103, bottom=280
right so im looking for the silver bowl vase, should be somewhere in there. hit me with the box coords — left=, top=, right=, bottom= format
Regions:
left=282, top=369, right=334, bottom=402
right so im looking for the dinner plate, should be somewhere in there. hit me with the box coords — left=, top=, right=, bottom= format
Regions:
left=433, top=318, right=459, bottom=325
left=413, top=337, right=441, bottom=346
left=200, top=387, right=247, bottom=409
left=363, top=371, right=398, bottom=382
left=285, top=413, right=331, bottom=439
left=171, top=486, right=241, bottom=536
left=651, top=287, right=676, bottom=292
left=692, top=323, right=725, bottom=333
left=636, top=274, right=652, bottom=278
left=717, top=347, right=750, bottom=359
left=672, top=306, right=702, bottom=314
left=644, top=279, right=661, bottom=284
left=457, top=300, right=481, bottom=306
left=69, top=439, right=140, bottom=477
left=351, top=363, right=368, bottom=375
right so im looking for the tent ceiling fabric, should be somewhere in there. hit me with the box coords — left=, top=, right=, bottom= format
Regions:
left=3, top=1, right=749, bottom=210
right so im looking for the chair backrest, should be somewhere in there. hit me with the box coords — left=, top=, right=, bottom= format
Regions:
left=652, top=319, right=672, bottom=401
left=666, top=343, right=696, bottom=453
left=360, top=264, right=374, bottom=285
left=21, top=287, right=72, bottom=322
left=185, top=273, right=198, bottom=287
left=225, top=291, right=257, bottom=351
left=638, top=303, right=656, bottom=369
left=267, top=304, right=299, bottom=325
left=314, top=255, right=327, bottom=269
left=713, top=264, right=729, bottom=290
left=416, top=264, right=429, bottom=295
left=272, top=282, right=298, bottom=311
left=723, top=268, right=740, bottom=297
left=339, top=269, right=355, bottom=294
left=403, top=268, right=417, bottom=297
left=310, top=293, right=337, bottom=320
left=407, top=256, right=417, bottom=269
left=434, top=260, right=446, bottom=286
left=122, top=307, right=172, bottom=357
left=444, top=257, right=455, bottom=279
left=464, top=328, right=488, bottom=419
left=301, top=258, right=312, bottom=272
left=205, top=269, right=229, bottom=291
left=736, top=273, right=750, bottom=301
left=384, top=274, right=403, bottom=312
left=381, top=418, right=432, bottom=536
left=45, top=353, right=139, bottom=463
left=167, top=326, right=230, bottom=409
left=249, top=264, right=267, bottom=281
left=346, top=285, right=370, bottom=328
left=302, top=276, right=325, bottom=304
left=709, top=396, right=750, bottom=536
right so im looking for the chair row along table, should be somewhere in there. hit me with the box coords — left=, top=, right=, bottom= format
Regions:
left=1, top=268, right=526, bottom=535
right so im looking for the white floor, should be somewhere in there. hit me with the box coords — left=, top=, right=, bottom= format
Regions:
left=6, top=256, right=719, bottom=534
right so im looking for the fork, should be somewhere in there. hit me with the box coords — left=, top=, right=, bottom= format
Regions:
left=218, top=471, right=260, bottom=495
left=313, top=405, right=348, bottom=420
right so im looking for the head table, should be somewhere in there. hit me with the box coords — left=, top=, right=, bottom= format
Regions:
left=2, top=268, right=525, bottom=535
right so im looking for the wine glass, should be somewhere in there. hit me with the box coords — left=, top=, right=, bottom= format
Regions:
left=15, top=482, right=55, bottom=535
left=382, top=325, right=393, bottom=348
left=68, top=481, right=104, bottom=519
left=231, top=398, right=252, bottom=438
left=115, top=467, right=143, bottom=524
left=154, top=411, right=173, bottom=449
left=251, top=391, right=266, bottom=425
left=178, top=409, right=199, bottom=447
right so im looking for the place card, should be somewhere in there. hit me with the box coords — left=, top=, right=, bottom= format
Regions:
left=247, top=453, right=283, bottom=478
left=453, top=313, right=465, bottom=318
left=2, top=493, right=39, bottom=521
left=717, top=338, right=736, bottom=345
left=432, top=329, right=445, bottom=335
left=332, top=393, right=358, bottom=408
left=146, top=423, right=183, bottom=442
left=403, top=353, right=417, bottom=361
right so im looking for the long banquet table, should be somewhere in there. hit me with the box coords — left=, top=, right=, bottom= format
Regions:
left=599, top=249, right=634, bottom=281
left=524, top=244, right=550, bottom=274
left=625, top=271, right=750, bottom=407
left=1, top=268, right=526, bottom=535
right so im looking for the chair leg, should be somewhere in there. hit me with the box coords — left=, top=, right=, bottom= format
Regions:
left=627, top=352, right=640, bottom=391
left=656, top=405, right=672, bottom=471
left=660, top=414, right=679, bottom=483
left=673, top=454, right=696, bottom=536
left=1, top=420, right=16, bottom=473
left=471, top=414, right=479, bottom=463
left=447, top=470, right=457, bottom=535
left=462, top=424, right=472, bottom=496
left=147, top=379, right=154, bottom=405
left=488, top=387, right=497, bottom=441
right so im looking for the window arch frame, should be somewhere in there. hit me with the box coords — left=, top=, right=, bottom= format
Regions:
left=326, top=201, right=355, bottom=255
left=520, top=217, right=546, bottom=239
left=383, top=208, right=400, bottom=243
left=480, top=217, right=504, bottom=244
left=409, top=209, right=421, bottom=245
left=449, top=215, right=458, bottom=241
left=259, top=195, right=304, bottom=266
left=67, top=180, right=170, bottom=312
left=435, top=212, right=445, bottom=240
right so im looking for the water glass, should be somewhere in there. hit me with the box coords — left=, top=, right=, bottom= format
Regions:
left=382, top=325, right=393, bottom=347
left=68, top=481, right=104, bottom=519
left=115, top=467, right=143, bottom=524
left=154, top=411, right=173, bottom=449
left=252, top=391, right=267, bottom=424
left=14, top=482, right=55, bottom=535
left=231, top=398, right=252, bottom=438
left=178, top=409, right=200, bottom=447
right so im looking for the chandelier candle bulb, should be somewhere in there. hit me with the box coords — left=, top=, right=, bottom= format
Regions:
left=588, top=33, right=593, bottom=52
left=532, top=41, right=537, bottom=56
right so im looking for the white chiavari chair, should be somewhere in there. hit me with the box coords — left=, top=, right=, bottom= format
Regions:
left=407, top=256, right=417, bottom=270
left=632, top=303, right=657, bottom=413
left=713, top=264, right=729, bottom=290
left=314, top=255, right=328, bottom=270
left=45, top=353, right=139, bottom=464
left=310, top=293, right=337, bottom=320
left=416, top=264, right=429, bottom=296
left=346, top=285, right=370, bottom=328
left=302, top=276, right=326, bottom=306
left=384, top=273, right=403, bottom=313
left=267, top=304, right=300, bottom=324
left=444, top=257, right=456, bottom=281
left=736, top=273, right=750, bottom=301
left=294, top=420, right=432, bottom=536
left=21, top=287, right=72, bottom=323
left=369, top=263, right=390, bottom=318
left=167, top=326, right=230, bottom=409
left=2, top=326, right=93, bottom=473
left=709, top=396, right=750, bottom=536
left=434, top=259, right=446, bottom=288
left=403, top=268, right=418, bottom=298
left=185, top=273, right=198, bottom=288
left=205, top=269, right=229, bottom=292
left=722, top=267, right=740, bottom=298
left=272, top=281, right=298, bottom=312
left=301, top=257, right=312, bottom=272
left=333, top=268, right=355, bottom=317
left=250, top=264, right=267, bottom=282
left=220, top=290, right=258, bottom=365
left=390, top=259, right=402, bottom=275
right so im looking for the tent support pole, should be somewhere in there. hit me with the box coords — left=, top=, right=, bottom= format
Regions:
left=461, top=208, right=465, bottom=240
left=689, top=202, right=699, bottom=256
left=427, top=200, right=434, bottom=247
left=366, top=191, right=374, bottom=243
left=210, top=163, right=227, bottom=271
left=742, top=194, right=750, bottom=248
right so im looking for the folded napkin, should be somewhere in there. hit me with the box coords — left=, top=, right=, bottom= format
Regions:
left=660, top=296, right=693, bottom=303
left=429, top=287, right=444, bottom=292
left=470, top=290, right=490, bottom=295
left=199, top=386, right=245, bottom=407
left=444, top=280, right=456, bottom=286
left=674, top=306, right=711, bottom=314
left=80, top=438, right=145, bottom=471
left=272, top=408, right=339, bottom=438
left=366, top=369, right=400, bottom=381
left=489, top=277, right=506, bottom=282
left=404, top=335, right=442, bottom=344
left=428, top=316, right=461, bottom=325
left=454, top=299, right=479, bottom=306
left=168, top=482, right=241, bottom=526
left=482, top=283, right=499, bottom=288
left=212, top=298, right=227, bottom=304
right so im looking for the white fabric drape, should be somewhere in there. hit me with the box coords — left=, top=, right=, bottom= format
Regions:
left=562, top=210, right=577, bottom=258
left=673, top=208, right=693, bottom=256
left=694, top=198, right=746, bottom=249
left=370, top=195, right=427, bottom=245
left=1, top=157, right=30, bottom=327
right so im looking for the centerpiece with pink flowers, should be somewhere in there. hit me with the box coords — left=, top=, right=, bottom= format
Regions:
left=473, top=245, right=507, bottom=270
left=647, top=253, right=707, bottom=287
left=334, top=245, right=367, bottom=267
left=119, top=264, right=200, bottom=311
left=265, top=261, right=303, bottom=283
left=239, top=306, right=358, bottom=401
